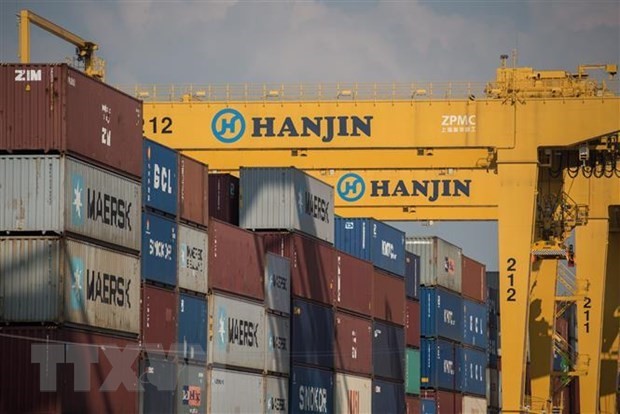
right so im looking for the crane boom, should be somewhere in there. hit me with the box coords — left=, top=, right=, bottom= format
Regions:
left=18, top=9, right=105, bottom=81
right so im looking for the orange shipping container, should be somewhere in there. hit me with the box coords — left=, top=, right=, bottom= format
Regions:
left=462, top=255, right=487, bottom=303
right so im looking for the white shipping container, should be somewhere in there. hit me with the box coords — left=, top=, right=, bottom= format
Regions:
left=264, top=375, right=289, bottom=414
left=462, top=395, right=487, bottom=413
left=178, top=224, right=208, bottom=293
left=240, top=167, right=335, bottom=244
left=208, top=293, right=265, bottom=371
left=264, top=252, right=291, bottom=314
left=0, top=155, right=140, bottom=251
left=207, top=368, right=263, bottom=413
left=406, top=236, right=463, bottom=293
left=0, top=237, right=140, bottom=334
left=265, top=313, right=290, bottom=375
left=334, top=373, right=372, bottom=414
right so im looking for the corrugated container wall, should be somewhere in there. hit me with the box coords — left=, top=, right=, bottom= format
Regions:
left=263, top=232, right=335, bottom=305
left=373, top=321, right=405, bottom=381
left=421, top=338, right=457, bottom=391
left=406, top=300, right=421, bottom=348
left=290, top=365, right=334, bottom=414
left=176, top=362, right=206, bottom=414
left=208, top=293, right=265, bottom=371
left=0, top=326, right=139, bottom=414
left=265, top=312, right=291, bottom=375
left=0, top=237, right=140, bottom=334
left=208, top=173, right=239, bottom=226
left=406, top=252, right=421, bottom=300
left=421, top=399, right=436, bottom=414
left=178, top=224, right=208, bottom=294
left=335, top=217, right=406, bottom=277
left=178, top=293, right=207, bottom=362
left=334, top=311, right=372, bottom=376
left=207, top=368, right=263, bottom=413
left=0, top=64, right=142, bottom=178
left=265, top=375, right=289, bottom=413
left=179, top=154, right=208, bottom=226
left=462, top=255, right=486, bottom=303
left=406, top=237, right=462, bottom=293
left=457, top=347, right=486, bottom=396
left=372, top=379, right=406, bottom=414
left=487, top=367, right=500, bottom=408
left=421, top=287, right=463, bottom=343
left=208, top=218, right=265, bottom=300
left=334, top=251, right=373, bottom=317
left=486, top=271, right=499, bottom=290
left=406, top=347, right=421, bottom=395
left=334, top=373, right=372, bottom=414
left=264, top=252, right=291, bottom=315
left=142, top=284, right=178, bottom=355
left=143, top=138, right=178, bottom=216
left=461, top=395, right=486, bottom=413
left=240, top=167, right=335, bottom=244
left=292, top=298, right=335, bottom=369
left=139, top=355, right=176, bottom=414
left=420, top=390, right=458, bottom=414
left=373, top=269, right=406, bottom=325
left=0, top=155, right=141, bottom=251
left=142, top=211, right=177, bottom=286
left=407, top=396, right=421, bottom=414
left=462, top=299, right=488, bottom=349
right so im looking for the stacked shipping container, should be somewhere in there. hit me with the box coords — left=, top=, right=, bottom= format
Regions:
left=0, top=63, right=143, bottom=412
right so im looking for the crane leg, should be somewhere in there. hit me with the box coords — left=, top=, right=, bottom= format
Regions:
left=528, top=258, right=558, bottom=412
left=497, top=163, right=538, bottom=413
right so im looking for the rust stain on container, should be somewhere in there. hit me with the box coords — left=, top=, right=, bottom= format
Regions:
left=0, top=326, right=139, bottom=414
left=334, top=311, right=372, bottom=376
left=179, top=154, right=208, bottom=227
left=208, top=218, right=265, bottom=300
left=334, top=251, right=373, bottom=317
left=373, top=269, right=406, bottom=326
left=462, top=255, right=486, bottom=303
left=208, top=173, right=239, bottom=226
left=141, top=284, right=178, bottom=356
left=406, top=299, right=421, bottom=348
left=0, top=64, right=142, bottom=178
left=263, top=231, right=335, bottom=305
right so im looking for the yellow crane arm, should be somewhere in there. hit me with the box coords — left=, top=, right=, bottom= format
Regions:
left=18, top=9, right=104, bottom=81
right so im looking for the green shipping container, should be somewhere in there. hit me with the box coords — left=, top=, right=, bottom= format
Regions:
left=406, top=347, right=421, bottom=394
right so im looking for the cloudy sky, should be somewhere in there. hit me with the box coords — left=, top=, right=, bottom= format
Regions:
left=1, top=0, right=618, bottom=269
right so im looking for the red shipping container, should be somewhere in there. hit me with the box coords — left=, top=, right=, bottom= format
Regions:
left=406, top=395, right=421, bottom=414
left=552, top=377, right=571, bottom=414
left=420, top=390, right=457, bottom=414
left=209, top=218, right=265, bottom=300
left=406, top=299, right=421, bottom=348
left=142, top=284, right=178, bottom=355
left=0, top=64, right=142, bottom=178
left=556, top=315, right=569, bottom=341
left=334, top=251, right=373, bottom=317
left=179, top=154, right=209, bottom=227
left=334, top=311, right=372, bottom=376
left=263, top=232, right=335, bottom=305
left=373, top=269, right=406, bottom=326
left=0, top=326, right=139, bottom=413
left=462, top=255, right=486, bottom=303
left=208, top=173, right=239, bottom=226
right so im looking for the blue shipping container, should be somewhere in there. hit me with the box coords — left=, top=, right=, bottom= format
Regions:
left=142, top=211, right=177, bottom=285
left=462, top=299, right=488, bottom=349
left=178, top=293, right=207, bottom=362
left=421, top=338, right=457, bottom=391
left=290, top=365, right=334, bottom=414
left=143, top=138, right=178, bottom=216
left=421, top=287, right=463, bottom=343
left=372, top=379, right=405, bottom=414
left=373, top=321, right=405, bottom=381
left=421, top=399, right=437, bottom=414
left=406, top=251, right=420, bottom=300
left=140, top=355, right=176, bottom=413
left=457, top=347, right=486, bottom=396
left=292, top=298, right=334, bottom=369
left=335, top=217, right=406, bottom=277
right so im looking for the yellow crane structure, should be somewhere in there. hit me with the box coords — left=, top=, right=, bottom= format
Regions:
left=133, top=56, right=619, bottom=413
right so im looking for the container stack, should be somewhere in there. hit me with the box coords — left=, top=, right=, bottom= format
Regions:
left=241, top=167, right=336, bottom=413
left=0, top=63, right=143, bottom=413
left=335, top=217, right=407, bottom=414
left=486, top=270, right=501, bottom=413
left=405, top=251, right=422, bottom=413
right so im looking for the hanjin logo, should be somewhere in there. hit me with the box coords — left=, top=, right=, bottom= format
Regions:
left=212, top=108, right=246, bottom=143
left=337, top=173, right=365, bottom=202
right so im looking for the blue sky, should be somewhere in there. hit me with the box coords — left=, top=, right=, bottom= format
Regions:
left=1, top=0, right=618, bottom=269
